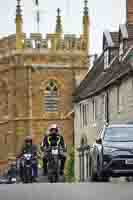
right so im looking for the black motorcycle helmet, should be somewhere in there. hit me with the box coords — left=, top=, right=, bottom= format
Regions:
left=25, top=136, right=32, bottom=145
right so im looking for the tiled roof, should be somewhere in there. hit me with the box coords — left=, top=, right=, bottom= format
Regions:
left=74, top=57, right=132, bottom=102
left=74, top=53, right=104, bottom=96
left=74, top=27, right=133, bottom=103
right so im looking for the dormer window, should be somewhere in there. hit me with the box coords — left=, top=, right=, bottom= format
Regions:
left=32, top=40, right=36, bottom=49
left=119, top=41, right=124, bottom=60
left=104, top=49, right=110, bottom=69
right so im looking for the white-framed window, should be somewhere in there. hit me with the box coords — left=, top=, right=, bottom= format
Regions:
left=84, top=104, right=88, bottom=127
left=36, top=40, right=41, bottom=48
left=117, top=85, right=121, bottom=113
left=119, top=41, right=124, bottom=60
left=87, top=101, right=89, bottom=124
left=79, top=102, right=89, bottom=128
left=95, top=98, right=98, bottom=120
left=101, top=94, right=105, bottom=121
left=82, top=104, right=84, bottom=128
left=32, top=40, right=36, bottom=49
left=92, top=99, right=96, bottom=122
left=104, top=49, right=110, bottom=69
left=82, top=103, right=87, bottom=128
left=80, top=103, right=83, bottom=128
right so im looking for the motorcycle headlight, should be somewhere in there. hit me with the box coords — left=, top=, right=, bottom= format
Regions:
left=104, top=147, right=117, bottom=154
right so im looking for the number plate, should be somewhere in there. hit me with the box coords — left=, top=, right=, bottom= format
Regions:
left=11, top=178, right=16, bottom=182
left=52, top=149, right=58, bottom=155
left=125, top=159, right=133, bottom=165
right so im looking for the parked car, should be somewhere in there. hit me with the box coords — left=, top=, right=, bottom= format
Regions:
left=89, top=124, right=133, bottom=182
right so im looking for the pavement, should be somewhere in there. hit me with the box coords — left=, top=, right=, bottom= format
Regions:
left=0, top=182, right=133, bottom=200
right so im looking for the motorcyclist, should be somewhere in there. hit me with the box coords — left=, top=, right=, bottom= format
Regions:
left=7, top=158, right=18, bottom=182
left=41, top=124, right=66, bottom=176
left=19, top=136, right=38, bottom=181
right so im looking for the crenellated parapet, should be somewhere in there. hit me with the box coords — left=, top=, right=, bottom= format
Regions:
left=24, top=33, right=87, bottom=51
left=0, top=32, right=88, bottom=55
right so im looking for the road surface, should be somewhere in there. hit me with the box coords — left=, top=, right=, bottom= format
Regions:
left=0, top=182, right=133, bottom=200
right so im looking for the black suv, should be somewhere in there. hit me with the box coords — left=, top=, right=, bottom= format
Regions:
left=89, top=124, right=133, bottom=181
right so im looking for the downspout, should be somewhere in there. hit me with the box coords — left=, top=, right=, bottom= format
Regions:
left=105, top=90, right=109, bottom=124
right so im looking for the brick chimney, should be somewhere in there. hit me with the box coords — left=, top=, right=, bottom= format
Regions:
left=127, top=0, right=133, bottom=24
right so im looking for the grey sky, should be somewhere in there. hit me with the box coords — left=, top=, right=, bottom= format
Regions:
left=0, top=0, right=126, bottom=54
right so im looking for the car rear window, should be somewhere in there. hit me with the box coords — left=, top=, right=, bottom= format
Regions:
left=104, top=127, right=133, bottom=142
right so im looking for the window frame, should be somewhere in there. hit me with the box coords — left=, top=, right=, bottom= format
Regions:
left=117, top=85, right=121, bottom=113
left=44, top=80, right=59, bottom=112
left=119, top=40, right=124, bottom=60
left=92, top=98, right=96, bottom=122
left=104, top=49, right=110, bottom=69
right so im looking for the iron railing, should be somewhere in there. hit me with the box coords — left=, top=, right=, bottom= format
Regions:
left=77, top=145, right=90, bottom=182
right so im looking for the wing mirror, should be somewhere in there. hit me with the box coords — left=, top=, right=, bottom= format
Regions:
left=96, top=138, right=102, bottom=144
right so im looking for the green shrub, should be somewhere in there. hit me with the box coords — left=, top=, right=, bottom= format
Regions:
left=64, top=145, right=75, bottom=182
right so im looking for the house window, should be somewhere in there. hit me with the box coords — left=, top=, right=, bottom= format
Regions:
left=44, top=80, right=58, bottom=112
left=104, top=92, right=109, bottom=123
left=32, top=40, right=36, bottom=48
left=84, top=104, right=88, bottom=127
left=80, top=103, right=84, bottom=128
left=87, top=102, right=89, bottom=124
left=117, top=85, right=120, bottom=113
left=92, top=99, right=95, bottom=121
left=82, top=104, right=85, bottom=128
left=119, top=41, right=124, bottom=59
left=95, top=98, right=98, bottom=120
left=101, top=94, right=105, bottom=121
left=36, top=40, right=41, bottom=48
left=104, top=49, right=110, bottom=69
left=81, top=103, right=88, bottom=128
left=80, top=104, right=83, bottom=128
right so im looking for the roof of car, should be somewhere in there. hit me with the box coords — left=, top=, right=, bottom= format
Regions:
left=106, top=124, right=133, bottom=128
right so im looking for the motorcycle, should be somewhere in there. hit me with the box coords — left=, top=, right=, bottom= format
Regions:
left=47, top=146, right=64, bottom=183
left=7, top=177, right=17, bottom=184
left=20, top=153, right=35, bottom=183
left=0, top=162, right=18, bottom=184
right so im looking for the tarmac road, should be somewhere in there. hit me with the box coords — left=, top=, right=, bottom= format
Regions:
left=0, top=182, right=133, bottom=200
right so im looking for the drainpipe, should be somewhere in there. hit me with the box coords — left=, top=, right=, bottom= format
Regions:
left=105, top=90, right=109, bottom=124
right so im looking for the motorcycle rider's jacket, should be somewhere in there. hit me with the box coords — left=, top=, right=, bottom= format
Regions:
left=20, top=144, right=37, bottom=157
left=7, top=164, right=18, bottom=178
left=42, top=133, right=65, bottom=149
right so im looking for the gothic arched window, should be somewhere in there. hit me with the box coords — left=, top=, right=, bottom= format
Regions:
left=44, top=80, right=59, bottom=112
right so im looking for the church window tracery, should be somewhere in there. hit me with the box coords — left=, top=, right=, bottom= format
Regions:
left=44, top=80, right=59, bottom=112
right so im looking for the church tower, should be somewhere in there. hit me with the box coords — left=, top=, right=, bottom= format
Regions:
left=15, top=0, right=23, bottom=49
left=0, top=0, right=90, bottom=162
left=126, top=0, right=133, bottom=24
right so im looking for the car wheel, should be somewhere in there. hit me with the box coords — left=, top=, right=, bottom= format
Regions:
left=99, top=176, right=110, bottom=182
left=97, top=158, right=110, bottom=182
left=125, top=177, right=133, bottom=182
left=89, top=159, right=98, bottom=182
